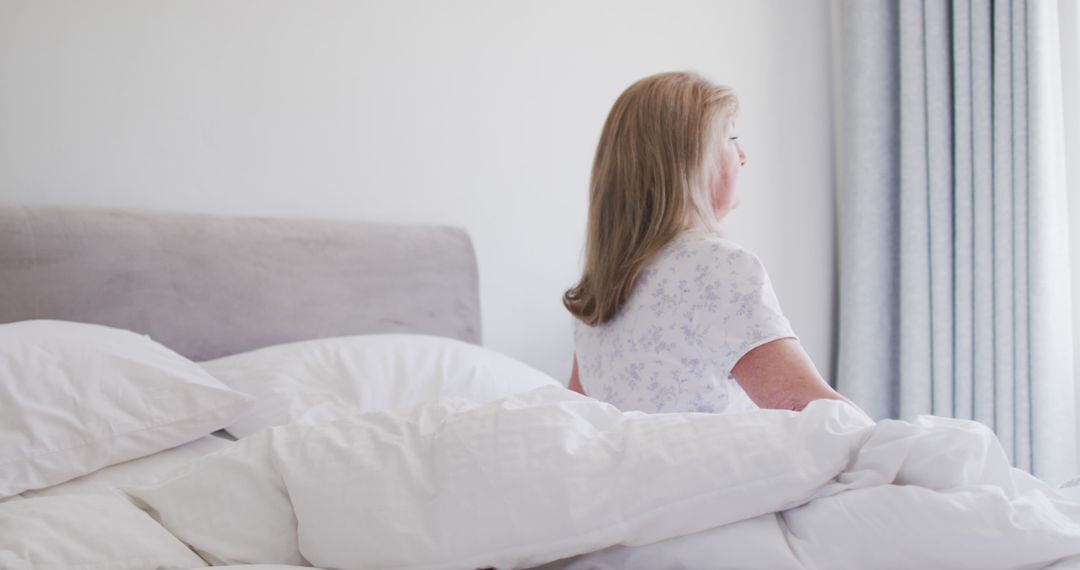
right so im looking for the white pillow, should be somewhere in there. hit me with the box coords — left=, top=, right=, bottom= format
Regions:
left=0, top=320, right=254, bottom=497
left=0, top=493, right=208, bottom=569
left=21, top=434, right=233, bottom=499
left=201, top=333, right=559, bottom=438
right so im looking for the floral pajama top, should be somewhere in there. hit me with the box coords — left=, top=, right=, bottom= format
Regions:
left=573, top=229, right=796, bottom=414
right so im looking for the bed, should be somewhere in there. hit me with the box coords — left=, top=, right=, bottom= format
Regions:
left=0, top=206, right=483, bottom=358
left=2, top=207, right=1079, bottom=570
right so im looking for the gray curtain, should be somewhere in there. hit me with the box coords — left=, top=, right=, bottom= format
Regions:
left=833, top=0, right=1076, bottom=482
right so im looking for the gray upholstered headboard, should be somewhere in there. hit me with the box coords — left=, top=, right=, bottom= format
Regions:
left=0, top=207, right=481, bottom=360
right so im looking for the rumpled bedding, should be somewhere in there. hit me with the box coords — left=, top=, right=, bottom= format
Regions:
left=122, top=386, right=1080, bottom=570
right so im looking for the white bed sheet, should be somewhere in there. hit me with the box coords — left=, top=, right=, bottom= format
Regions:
left=5, top=386, right=1080, bottom=569
left=123, top=387, right=1080, bottom=570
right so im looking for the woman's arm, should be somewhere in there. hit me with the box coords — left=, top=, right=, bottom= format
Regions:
left=731, top=338, right=861, bottom=413
left=568, top=353, right=586, bottom=395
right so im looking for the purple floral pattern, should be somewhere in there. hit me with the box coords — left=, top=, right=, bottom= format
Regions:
left=573, top=230, right=795, bottom=414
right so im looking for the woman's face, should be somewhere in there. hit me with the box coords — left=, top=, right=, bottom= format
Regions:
left=710, top=116, right=746, bottom=218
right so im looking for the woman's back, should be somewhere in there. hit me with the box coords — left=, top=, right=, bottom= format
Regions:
left=566, top=72, right=854, bottom=416
left=573, top=229, right=795, bottom=414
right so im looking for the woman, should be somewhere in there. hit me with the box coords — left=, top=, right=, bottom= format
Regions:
left=564, top=71, right=855, bottom=415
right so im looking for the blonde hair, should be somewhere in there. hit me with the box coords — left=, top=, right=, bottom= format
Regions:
left=563, top=71, right=739, bottom=326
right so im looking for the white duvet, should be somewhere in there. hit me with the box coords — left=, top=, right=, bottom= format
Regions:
left=122, top=387, right=1080, bottom=570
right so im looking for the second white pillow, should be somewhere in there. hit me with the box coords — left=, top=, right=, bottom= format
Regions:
left=0, top=320, right=254, bottom=498
left=202, top=334, right=560, bottom=438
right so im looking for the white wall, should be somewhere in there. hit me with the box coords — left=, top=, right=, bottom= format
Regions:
left=0, top=0, right=837, bottom=382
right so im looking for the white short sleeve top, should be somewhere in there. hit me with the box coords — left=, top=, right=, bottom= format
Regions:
left=572, top=230, right=796, bottom=414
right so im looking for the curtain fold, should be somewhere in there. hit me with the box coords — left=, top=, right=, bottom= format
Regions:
left=834, top=0, right=1075, bottom=481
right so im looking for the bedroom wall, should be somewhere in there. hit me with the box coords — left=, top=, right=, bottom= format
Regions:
left=0, top=0, right=836, bottom=383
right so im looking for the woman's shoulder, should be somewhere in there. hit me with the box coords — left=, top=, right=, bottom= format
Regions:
left=662, top=230, right=765, bottom=273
